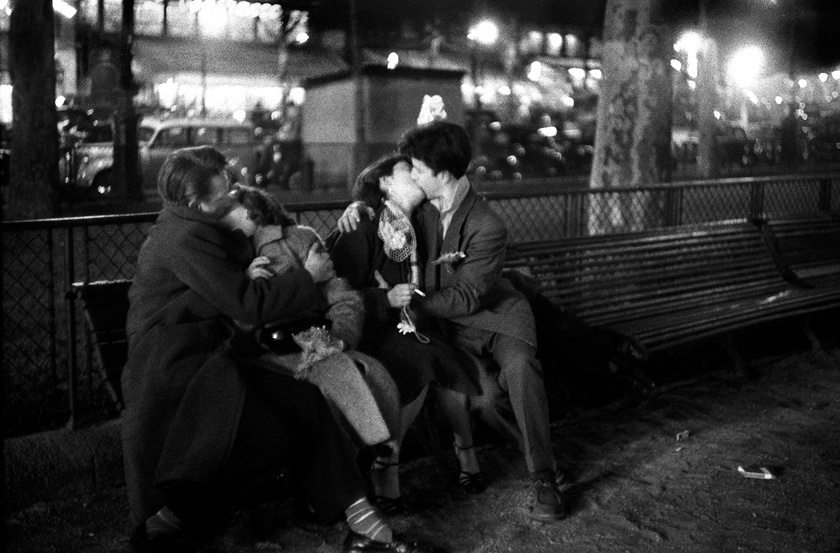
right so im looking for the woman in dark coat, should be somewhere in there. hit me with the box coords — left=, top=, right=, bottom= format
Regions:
left=122, top=146, right=442, bottom=553
left=328, top=154, right=484, bottom=513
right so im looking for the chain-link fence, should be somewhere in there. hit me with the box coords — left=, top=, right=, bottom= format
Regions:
left=3, top=174, right=838, bottom=437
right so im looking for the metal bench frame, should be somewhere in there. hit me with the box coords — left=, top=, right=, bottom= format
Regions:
left=505, top=221, right=840, bottom=371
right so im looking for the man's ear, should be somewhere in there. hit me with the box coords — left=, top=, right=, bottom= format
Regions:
left=437, top=169, right=455, bottom=185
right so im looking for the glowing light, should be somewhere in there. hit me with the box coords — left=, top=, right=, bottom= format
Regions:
left=295, top=31, right=309, bottom=44
left=232, top=110, right=247, bottom=123
left=568, top=67, right=586, bottom=80
left=527, top=61, right=542, bottom=82
left=798, top=79, right=807, bottom=88
left=833, top=71, right=840, bottom=80
left=499, top=85, right=511, bottom=96
left=713, top=110, right=722, bottom=120
left=53, top=0, right=77, bottom=18
left=728, top=46, right=764, bottom=87
left=538, top=126, right=557, bottom=138
left=819, top=73, right=828, bottom=83
left=288, top=87, right=305, bottom=105
left=490, top=121, right=502, bottom=131
left=675, top=31, right=701, bottom=54
left=687, top=80, right=697, bottom=90
left=589, top=69, right=602, bottom=79
left=561, top=97, right=574, bottom=108
left=387, top=52, right=399, bottom=70
left=157, top=78, right=178, bottom=109
left=775, top=96, right=783, bottom=104
left=745, top=90, right=758, bottom=104
left=670, top=59, right=682, bottom=71
left=55, top=96, right=66, bottom=107
left=468, top=20, right=499, bottom=46
left=675, top=31, right=701, bottom=79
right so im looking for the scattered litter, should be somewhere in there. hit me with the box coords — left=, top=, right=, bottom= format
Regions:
left=254, top=542, right=284, bottom=551
left=737, top=466, right=776, bottom=480
left=676, top=430, right=690, bottom=441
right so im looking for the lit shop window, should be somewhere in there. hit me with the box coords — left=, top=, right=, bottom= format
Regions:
left=519, top=31, right=543, bottom=56
left=135, top=0, right=163, bottom=36
left=80, top=0, right=122, bottom=33
left=545, top=33, right=563, bottom=56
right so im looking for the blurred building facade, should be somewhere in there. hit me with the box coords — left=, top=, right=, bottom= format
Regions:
left=0, top=0, right=605, bottom=136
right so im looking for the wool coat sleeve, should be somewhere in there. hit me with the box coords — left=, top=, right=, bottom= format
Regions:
left=167, top=221, right=321, bottom=327
left=279, top=225, right=365, bottom=349
left=416, top=198, right=509, bottom=320
left=328, top=217, right=392, bottom=326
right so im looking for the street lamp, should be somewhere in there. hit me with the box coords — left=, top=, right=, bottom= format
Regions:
left=728, top=46, right=764, bottom=131
left=467, top=19, right=498, bottom=110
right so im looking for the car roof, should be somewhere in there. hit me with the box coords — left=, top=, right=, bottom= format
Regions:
left=141, top=118, right=254, bottom=130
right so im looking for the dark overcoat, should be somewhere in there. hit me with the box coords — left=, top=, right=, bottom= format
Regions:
left=415, top=184, right=537, bottom=347
left=121, top=203, right=322, bottom=528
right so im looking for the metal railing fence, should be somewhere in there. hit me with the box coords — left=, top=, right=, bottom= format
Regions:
left=3, top=173, right=839, bottom=437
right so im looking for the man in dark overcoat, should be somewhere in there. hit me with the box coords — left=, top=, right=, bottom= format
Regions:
left=399, top=121, right=567, bottom=523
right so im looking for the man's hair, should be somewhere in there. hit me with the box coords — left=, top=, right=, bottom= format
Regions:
left=229, top=184, right=296, bottom=227
left=157, top=146, right=233, bottom=217
left=351, top=153, right=412, bottom=209
left=397, top=121, right=472, bottom=179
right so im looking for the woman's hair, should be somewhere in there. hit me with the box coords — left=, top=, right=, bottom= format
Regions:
left=157, top=146, right=234, bottom=216
left=230, top=184, right=296, bottom=227
left=397, top=120, right=472, bottom=179
left=351, top=153, right=412, bottom=208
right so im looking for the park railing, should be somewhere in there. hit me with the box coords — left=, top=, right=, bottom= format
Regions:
left=3, top=173, right=839, bottom=437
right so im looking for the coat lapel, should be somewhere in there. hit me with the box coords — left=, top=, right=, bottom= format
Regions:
left=441, top=187, right=478, bottom=256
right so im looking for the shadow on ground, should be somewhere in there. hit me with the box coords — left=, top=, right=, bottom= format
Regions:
left=6, top=312, right=840, bottom=553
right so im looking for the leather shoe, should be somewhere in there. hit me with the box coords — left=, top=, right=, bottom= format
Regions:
left=528, top=479, right=567, bottom=522
left=342, top=530, right=446, bottom=553
left=129, top=523, right=203, bottom=553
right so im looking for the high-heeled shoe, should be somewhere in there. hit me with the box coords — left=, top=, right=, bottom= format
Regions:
left=370, top=460, right=411, bottom=516
left=452, top=443, right=487, bottom=494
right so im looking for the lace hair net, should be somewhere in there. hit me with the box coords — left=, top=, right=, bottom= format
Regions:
left=378, top=201, right=417, bottom=263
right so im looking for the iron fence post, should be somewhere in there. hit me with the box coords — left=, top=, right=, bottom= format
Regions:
left=818, top=177, right=831, bottom=212
left=65, top=225, right=78, bottom=429
left=749, top=180, right=765, bottom=220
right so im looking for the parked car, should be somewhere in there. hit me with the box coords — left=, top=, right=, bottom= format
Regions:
left=469, top=123, right=567, bottom=180
left=68, top=118, right=263, bottom=197
left=671, top=124, right=758, bottom=167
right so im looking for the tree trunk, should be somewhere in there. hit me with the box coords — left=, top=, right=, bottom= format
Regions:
left=7, top=0, right=59, bottom=220
left=589, top=0, right=672, bottom=234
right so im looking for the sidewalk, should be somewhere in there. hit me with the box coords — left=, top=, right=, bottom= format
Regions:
left=6, top=343, right=840, bottom=552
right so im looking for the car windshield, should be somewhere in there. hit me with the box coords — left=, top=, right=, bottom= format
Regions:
left=138, top=125, right=155, bottom=143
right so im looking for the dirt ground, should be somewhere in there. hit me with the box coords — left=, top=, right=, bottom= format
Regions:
left=5, top=330, right=840, bottom=553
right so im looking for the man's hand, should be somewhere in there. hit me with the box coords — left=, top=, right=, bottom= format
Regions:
left=246, top=256, right=273, bottom=280
left=304, top=242, right=335, bottom=283
left=387, top=283, right=417, bottom=308
left=336, top=201, right=375, bottom=233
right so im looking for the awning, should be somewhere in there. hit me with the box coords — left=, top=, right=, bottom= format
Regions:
left=133, top=37, right=348, bottom=85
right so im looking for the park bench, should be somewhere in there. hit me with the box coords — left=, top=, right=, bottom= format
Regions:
left=756, top=214, right=840, bottom=289
left=503, top=221, right=840, bottom=370
left=71, top=279, right=131, bottom=410
left=72, top=219, right=840, bottom=409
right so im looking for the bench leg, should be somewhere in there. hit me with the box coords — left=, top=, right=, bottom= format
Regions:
left=722, top=333, right=752, bottom=378
left=795, top=315, right=822, bottom=352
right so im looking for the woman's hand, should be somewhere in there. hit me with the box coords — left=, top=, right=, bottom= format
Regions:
left=246, top=256, right=273, bottom=280
left=304, top=242, right=335, bottom=283
left=387, top=283, right=417, bottom=308
left=336, top=201, right=375, bottom=233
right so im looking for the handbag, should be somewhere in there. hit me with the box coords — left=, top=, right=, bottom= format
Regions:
left=258, top=312, right=331, bottom=355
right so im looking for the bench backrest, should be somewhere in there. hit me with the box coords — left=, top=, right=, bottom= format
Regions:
left=72, top=279, right=132, bottom=407
left=505, top=223, right=787, bottom=327
left=759, top=215, right=840, bottom=286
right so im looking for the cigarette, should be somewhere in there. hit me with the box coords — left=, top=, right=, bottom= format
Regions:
left=413, top=289, right=426, bottom=296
